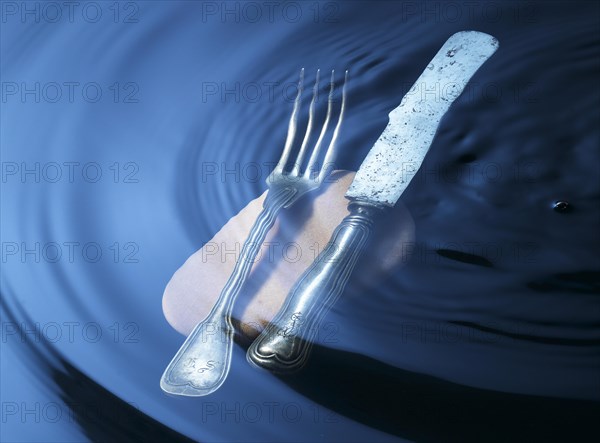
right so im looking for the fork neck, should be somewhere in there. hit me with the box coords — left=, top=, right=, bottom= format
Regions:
left=263, top=187, right=298, bottom=209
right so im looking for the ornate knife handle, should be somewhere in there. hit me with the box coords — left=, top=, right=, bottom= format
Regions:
left=247, top=201, right=384, bottom=372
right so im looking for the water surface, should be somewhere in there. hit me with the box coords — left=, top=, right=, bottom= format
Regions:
left=1, top=1, right=599, bottom=441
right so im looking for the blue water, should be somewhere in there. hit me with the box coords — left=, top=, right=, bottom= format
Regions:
left=1, top=1, right=599, bottom=442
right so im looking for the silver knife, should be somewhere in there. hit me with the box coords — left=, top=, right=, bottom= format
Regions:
left=246, top=31, right=499, bottom=372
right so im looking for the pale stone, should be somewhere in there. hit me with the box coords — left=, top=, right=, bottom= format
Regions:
left=162, top=170, right=415, bottom=340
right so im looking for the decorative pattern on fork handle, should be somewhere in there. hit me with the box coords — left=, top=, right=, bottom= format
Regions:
left=160, top=187, right=296, bottom=395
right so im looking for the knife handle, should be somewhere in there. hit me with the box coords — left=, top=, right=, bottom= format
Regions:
left=247, top=201, right=383, bottom=372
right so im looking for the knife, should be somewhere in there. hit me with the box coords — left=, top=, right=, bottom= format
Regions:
left=246, top=31, right=499, bottom=372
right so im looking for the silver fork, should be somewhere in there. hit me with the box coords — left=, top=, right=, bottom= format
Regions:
left=160, top=68, right=348, bottom=396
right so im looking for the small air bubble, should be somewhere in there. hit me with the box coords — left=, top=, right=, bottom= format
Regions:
left=553, top=201, right=570, bottom=213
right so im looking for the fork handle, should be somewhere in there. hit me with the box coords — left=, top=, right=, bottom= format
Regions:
left=247, top=201, right=384, bottom=373
left=160, top=187, right=295, bottom=396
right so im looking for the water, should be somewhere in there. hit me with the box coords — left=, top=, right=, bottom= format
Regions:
left=1, top=1, right=599, bottom=442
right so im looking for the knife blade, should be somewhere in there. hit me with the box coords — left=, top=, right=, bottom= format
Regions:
left=247, top=31, right=499, bottom=372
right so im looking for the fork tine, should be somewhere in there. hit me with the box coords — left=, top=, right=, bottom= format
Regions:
left=291, top=69, right=320, bottom=176
left=274, top=68, right=304, bottom=175
left=305, top=70, right=336, bottom=178
left=318, top=70, right=348, bottom=182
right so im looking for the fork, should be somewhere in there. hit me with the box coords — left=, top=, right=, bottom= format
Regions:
left=160, top=68, right=348, bottom=396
